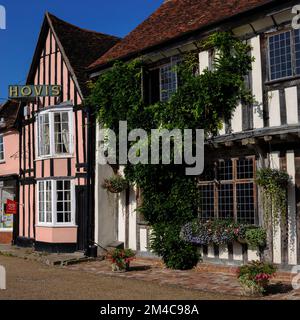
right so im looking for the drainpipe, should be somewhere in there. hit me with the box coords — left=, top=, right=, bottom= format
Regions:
left=85, top=105, right=97, bottom=258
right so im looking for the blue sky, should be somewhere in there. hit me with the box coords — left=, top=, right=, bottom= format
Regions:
left=0, top=0, right=163, bottom=102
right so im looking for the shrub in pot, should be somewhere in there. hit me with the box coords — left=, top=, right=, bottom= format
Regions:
left=106, top=248, right=135, bottom=272
left=237, top=261, right=276, bottom=296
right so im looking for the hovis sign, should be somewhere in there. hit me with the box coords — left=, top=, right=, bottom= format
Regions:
left=9, top=85, right=62, bottom=99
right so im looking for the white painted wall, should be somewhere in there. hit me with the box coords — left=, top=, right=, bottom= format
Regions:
left=285, top=87, right=299, bottom=125
left=94, top=125, right=118, bottom=248
left=231, top=103, right=243, bottom=133
left=199, top=51, right=209, bottom=75
left=140, top=228, right=148, bottom=252
left=251, top=36, right=264, bottom=129
left=268, top=91, right=281, bottom=127
left=128, top=187, right=137, bottom=250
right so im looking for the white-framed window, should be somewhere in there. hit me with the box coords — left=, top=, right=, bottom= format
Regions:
left=36, top=108, right=73, bottom=159
left=159, top=56, right=180, bottom=102
left=268, top=29, right=300, bottom=81
left=37, top=179, right=75, bottom=227
left=0, top=135, right=4, bottom=161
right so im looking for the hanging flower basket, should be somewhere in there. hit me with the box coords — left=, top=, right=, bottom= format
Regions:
left=102, top=174, right=129, bottom=194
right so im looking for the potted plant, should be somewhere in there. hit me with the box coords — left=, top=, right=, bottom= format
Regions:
left=102, top=174, right=129, bottom=194
left=237, top=261, right=276, bottom=296
left=107, top=248, right=136, bottom=272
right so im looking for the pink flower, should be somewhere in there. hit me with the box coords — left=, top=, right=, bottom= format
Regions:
left=255, top=273, right=271, bottom=281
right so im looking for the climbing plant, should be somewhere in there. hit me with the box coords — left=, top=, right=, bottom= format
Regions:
left=256, top=168, right=290, bottom=227
left=88, top=32, right=254, bottom=270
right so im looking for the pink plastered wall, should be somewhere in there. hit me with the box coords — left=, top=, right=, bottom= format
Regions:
left=35, top=227, right=77, bottom=243
left=0, top=130, right=19, bottom=176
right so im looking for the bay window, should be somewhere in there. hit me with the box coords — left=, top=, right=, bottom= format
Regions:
left=0, top=135, right=4, bottom=161
left=37, top=108, right=73, bottom=158
left=37, top=179, right=75, bottom=226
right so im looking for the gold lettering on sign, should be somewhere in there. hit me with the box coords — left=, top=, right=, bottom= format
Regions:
left=21, top=86, right=32, bottom=97
left=51, top=85, right=61, bottom=97
left=9, top=86, right=18, bottom=98
left=34, top=86, right=43, bottom=96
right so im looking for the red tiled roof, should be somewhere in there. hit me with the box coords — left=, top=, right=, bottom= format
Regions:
left=89, top=0, right=277, bottom=70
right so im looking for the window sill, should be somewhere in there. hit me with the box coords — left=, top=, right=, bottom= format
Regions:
left=35, top=155, right=74, bottom=161
left=265, top=75, right=300, bottom=86
left=36, top=224, right=78, bottom=228
left=0, top=160, right=5, bottom=164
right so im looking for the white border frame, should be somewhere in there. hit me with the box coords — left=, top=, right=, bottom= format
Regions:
left=35, top=107, right=74, bottom=160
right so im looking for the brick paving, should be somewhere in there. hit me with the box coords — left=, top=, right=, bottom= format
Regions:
left=67, top=258, right=300, bottom=300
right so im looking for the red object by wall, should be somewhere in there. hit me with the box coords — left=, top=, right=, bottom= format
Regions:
left=6, top=199, right=17, bottom=215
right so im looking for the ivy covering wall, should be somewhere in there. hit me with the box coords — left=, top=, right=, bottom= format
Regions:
left=89, top=32, right=254, bottom=269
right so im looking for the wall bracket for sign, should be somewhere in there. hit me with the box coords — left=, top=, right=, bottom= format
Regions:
left=8, top=85, right=62, bottom=100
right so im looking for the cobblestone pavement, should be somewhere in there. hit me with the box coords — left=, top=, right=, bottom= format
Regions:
left=67, top=258, right=300, bottom=300
left=0, top=256, right=245, bottom=300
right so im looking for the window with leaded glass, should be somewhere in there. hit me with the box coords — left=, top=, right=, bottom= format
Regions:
left=199, top=157, right=257, bottom=225
left=268, top=29, right=300, bottom=81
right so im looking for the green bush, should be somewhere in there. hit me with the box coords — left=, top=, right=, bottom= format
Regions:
left=151, top=223, right=200, bottom=270
left=238, top=261, right=276, bottom=279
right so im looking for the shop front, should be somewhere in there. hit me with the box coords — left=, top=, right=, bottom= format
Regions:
left=0, top=177, right=18, bottom=244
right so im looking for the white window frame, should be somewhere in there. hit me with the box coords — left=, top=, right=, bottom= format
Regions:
left=0, top=134, right=4, bottom=163
left=36, top=179, right=76, bottom=227
left=36, top=107, right=74, bottom=160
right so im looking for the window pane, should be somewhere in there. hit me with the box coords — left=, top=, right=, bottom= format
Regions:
left=57, top=201, right=63, bottom=212
left=199, top=184, right=215, bottom=221
left=218, top=160, right=233, bottom=181
left=237, top=183, right=255, bottom=224
left=57, top=181, right=63, bottom=191
left=57, top=212, right=64, bottom=223
left=55, top=180, right=72, bottom=224
left=269, top=31, right=292, bottom=80
left=160, top=58, right=179, bottom=102
left=295, top=29, right=300, bottom=75
left=64, top=212, right=71, bottom=223
left=218, top=184, right=234, bottom=219
left=54, top=112, right=70, bottom=154
left=237, top=158, right=254, bottom=180
left=38, top=114, right=50, bottom=156
left=38, top=181, right=52, bottom=223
